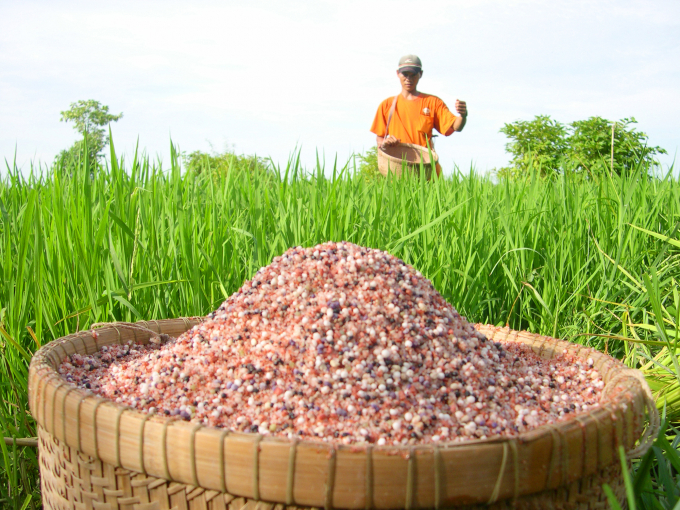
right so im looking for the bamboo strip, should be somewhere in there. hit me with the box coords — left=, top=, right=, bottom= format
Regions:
left=3, top=437, right=38, bottom=447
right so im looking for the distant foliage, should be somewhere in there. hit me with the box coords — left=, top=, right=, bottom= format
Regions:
left=569, top=117, right=666, bottom=176
left=57, top=99, right=123, bottom=163
left=498, top=115, right=568, bottom=178
left=356, top=146, right=380, bottom=180
left=498, top=115, right=666, bottom=179
left=183, top=149, right=271, bottom=178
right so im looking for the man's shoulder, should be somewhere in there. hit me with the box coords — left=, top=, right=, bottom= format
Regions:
left=419, top=93, right=445, bottom=105
left=379, top=95, right=398, bottom=106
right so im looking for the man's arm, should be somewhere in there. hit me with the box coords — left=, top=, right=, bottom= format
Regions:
left=371, top=99, right=400, bottom=148
left=445, top=99, right=467, bottom=135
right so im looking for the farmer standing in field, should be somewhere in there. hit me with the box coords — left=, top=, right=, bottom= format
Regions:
left=371, top=55, right=467, bottom=175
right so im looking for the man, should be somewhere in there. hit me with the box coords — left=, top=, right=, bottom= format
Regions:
left=371, top=55, right=467, bottom=174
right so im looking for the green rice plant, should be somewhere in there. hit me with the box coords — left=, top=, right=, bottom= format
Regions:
left=637, top=281, right=680, bottom=422
left=0, top=141, right=678, bottom=505
left=579, top=222, right=680, bottom=420
left=582, top=203, right=680, bottom=508
left=0, top=325, right=39, bottom=509
left=630, top=229, right=680, bottom=421
left=603, top=446, right=637, bottom=510
left=604, top=413, right=680, bottom=509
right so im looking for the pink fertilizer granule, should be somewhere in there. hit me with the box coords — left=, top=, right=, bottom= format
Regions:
left=60, top=242, right=605, bottom=445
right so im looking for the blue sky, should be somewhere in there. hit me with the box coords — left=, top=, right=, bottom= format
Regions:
left=1, top=0, right=678, bottom=174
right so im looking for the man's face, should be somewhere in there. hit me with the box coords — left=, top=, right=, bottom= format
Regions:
left=397, top=69, right=422, bottom=92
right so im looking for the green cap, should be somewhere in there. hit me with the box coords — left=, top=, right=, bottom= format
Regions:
left=398, top=54, right=422, bottom=73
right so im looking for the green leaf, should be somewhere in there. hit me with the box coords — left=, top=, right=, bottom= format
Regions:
left=0, top=325, right=31, bottom=362
left=19, top=494, right=32, bottom=510
left=618, top=446, right=636, bottom=510
left=602, top=483, right=623, bottom=510
left=629, top=224, right=680, bottom=249
left=108, top=228, right=128, bottom=294
left=112, top=294, right=142, bottom=320
left=387, top=200, right=468, bottom=250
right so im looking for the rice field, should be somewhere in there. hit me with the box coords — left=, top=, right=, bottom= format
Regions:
left=1, top=143, right=679, bottom=508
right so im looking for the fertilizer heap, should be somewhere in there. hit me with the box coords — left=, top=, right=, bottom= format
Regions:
left=60, top=242, right=604, bottom=445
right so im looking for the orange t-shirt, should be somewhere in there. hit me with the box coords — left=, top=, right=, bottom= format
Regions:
left=370, top=93, right=457, bottom=148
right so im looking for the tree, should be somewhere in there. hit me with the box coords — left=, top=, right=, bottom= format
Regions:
left=59, top=100, right=123, bottom=162
left=497, top=115, right=666, bottom=179
left=498, top=115, right=569, bottom=178
left=568, top=117, right=666, bottom=177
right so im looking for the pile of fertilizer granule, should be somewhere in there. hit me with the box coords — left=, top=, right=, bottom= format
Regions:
left=60, top=242, right=605, bottom=445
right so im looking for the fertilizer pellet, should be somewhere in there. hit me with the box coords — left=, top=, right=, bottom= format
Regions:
left=60, top=242, right=606, bottom=445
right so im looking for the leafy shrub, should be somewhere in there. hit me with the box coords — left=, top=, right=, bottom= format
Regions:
left=498, top=115, right=666, bottom=179
left=569, top=117, right=666, bottom=177
left=183, top=149, right=271, bottom=179
left=355, top=146, right=380, bottom=180
left=498, top=115, right=569, bottom=178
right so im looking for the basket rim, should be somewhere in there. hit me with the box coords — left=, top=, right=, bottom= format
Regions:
left=29, top=319, right=645, bottom=452
left=378, top=142, right=439, bottom=164
left=28, top=318, right=657, bottom=508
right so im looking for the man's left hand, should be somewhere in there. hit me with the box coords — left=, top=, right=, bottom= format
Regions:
left=455, top=99, right=467, bottom=118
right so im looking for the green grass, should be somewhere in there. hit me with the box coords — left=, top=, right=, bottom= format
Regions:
left=0, top=142, right=678, bottom=508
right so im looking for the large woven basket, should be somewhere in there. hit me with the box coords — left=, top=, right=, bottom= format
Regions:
left=29, top=319, right=658, bottom=510
left=377, top=143, right=438, bottom=179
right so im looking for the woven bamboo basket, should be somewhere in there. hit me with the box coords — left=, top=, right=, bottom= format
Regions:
left=377, top=143, right=438, bottom=179
left=29, top=319, right=658, bottom=510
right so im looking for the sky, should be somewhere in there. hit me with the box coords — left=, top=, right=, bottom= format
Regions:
left=1, top=0, right=679, bottom=175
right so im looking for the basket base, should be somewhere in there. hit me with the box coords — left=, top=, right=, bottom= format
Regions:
left=38, top=425, right=627, bottom=510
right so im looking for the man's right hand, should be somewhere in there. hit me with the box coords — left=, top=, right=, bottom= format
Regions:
left=380, top=135, right=400, bottom=148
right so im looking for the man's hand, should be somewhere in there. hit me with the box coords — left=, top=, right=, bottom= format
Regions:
left=379, top=134, right=401, bottom=148
left=455, top=99, right=467, bottom=118
left=444, top=100, right=468, bottom=134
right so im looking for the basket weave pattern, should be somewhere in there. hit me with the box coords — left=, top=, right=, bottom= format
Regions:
left=37, top=424, right=626, bottom=510
left=377, top=143, right=437, bottom=178
left=29, top=319, right=655, bottom=509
